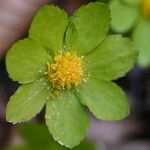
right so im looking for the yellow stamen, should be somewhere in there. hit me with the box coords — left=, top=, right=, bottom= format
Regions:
left=142, top=0, right=150, bottom=18
left=47, top=52, right=84, bottom=90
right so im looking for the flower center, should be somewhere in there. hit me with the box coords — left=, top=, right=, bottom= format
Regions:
left=142, top=0, right=150, bottom=18
left=47, top=52, right=84, bottom=90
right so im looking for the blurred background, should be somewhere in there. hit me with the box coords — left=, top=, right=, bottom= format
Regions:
left=0, top=0, right=150, bottom=150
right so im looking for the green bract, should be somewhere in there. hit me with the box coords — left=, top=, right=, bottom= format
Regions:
left=6, top=2, right=137, bottom=148
left=110, top=0, right=150, bottom=67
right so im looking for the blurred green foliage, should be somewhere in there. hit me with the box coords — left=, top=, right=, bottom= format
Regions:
left=6, top=123, right=96, bottom=150
left=110, top=0, right=150, bottom=67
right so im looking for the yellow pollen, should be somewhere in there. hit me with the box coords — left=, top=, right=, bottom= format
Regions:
left=47, top=52, right=84, bottom=90
left=142, top=0, right=150, bottom=18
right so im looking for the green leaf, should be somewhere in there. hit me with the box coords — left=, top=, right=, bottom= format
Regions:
left=132, top=19, right=150, bottom=67
left=45, top=91, right=89, bottom=148
left=66, top=2, right=110, bottom=55
left=6, top=78, right=50, bottom=123
left=6, top=39, right=51, bottom=84
left=110, top=0, right=139, bottom=33
left=85, top=35, right=137, bottom=81
left=76, top=78, right=130, bottom=121
left=29, top=5, right=68, bottom=54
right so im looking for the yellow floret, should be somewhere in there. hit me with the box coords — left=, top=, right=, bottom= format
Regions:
left=142, top=0, right=150, bottom=18
left=47, top=52, right=84, bottom=90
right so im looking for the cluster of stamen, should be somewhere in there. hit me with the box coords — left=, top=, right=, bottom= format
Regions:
left=142, top=0, right=150, bottom=18
left=47, top=52, right=84, bottom=90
